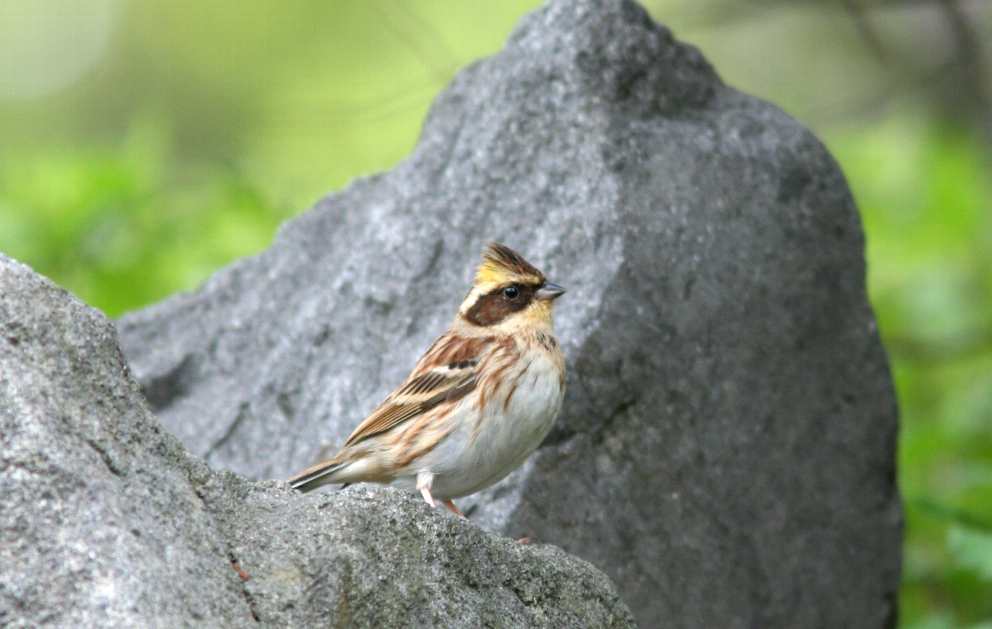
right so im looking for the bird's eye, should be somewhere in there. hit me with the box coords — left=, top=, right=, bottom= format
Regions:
left=503, top=285, right=520, bottom=300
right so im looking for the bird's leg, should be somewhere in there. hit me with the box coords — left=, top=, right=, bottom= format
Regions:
left=416, top=470, right=436, bottom=508
left=442, top=499, right=466, bottom=519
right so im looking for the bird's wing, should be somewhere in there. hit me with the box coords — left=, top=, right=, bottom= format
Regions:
left=342, top=333, right=496, bottom=447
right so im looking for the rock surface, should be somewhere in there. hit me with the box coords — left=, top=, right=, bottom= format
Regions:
left=0, top=253, right=635, bottom=628
left=117, top=0, right=902, bottom=627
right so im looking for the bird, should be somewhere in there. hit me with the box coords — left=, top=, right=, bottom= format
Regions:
left=288, top=242, right=566, bottom=517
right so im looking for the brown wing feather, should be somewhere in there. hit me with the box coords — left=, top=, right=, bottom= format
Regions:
left=342, top=334, right=492, bottom=447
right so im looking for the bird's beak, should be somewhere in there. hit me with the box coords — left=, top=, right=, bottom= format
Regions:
left=535, top=282, right=566, bottom=301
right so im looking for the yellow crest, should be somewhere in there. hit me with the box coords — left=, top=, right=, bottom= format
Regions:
left=474, top=243, right=545, bottom=286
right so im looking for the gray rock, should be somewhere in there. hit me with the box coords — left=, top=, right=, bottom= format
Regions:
left=118, top=0, right=902, bottom=627
left=0, top=253, right=635, bottom=628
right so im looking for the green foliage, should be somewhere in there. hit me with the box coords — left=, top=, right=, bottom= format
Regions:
left=0, top=117, right=291, bottom=315
left=831, top=116, right=992, bottom=627
left=948, top=525, right=992, bottom=582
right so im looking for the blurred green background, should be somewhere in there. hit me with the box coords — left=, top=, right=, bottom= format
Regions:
left=1, top=1, right=990, bottom=626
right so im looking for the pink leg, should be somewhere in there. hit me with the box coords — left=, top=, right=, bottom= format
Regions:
left=416, top=471, right=436, bottom=508
left=442, top=499, right=466, bottom=519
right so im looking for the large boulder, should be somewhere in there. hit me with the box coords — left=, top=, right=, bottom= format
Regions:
left=0, top=253, right=635, bottom=627
left=117, top=0, right=902, bottom=626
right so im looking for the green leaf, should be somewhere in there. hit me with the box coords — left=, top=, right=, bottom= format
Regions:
left=948, top=525, right=992, bottom=581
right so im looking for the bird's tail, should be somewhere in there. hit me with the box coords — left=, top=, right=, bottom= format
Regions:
left=288, top=459, right=347, bottom=493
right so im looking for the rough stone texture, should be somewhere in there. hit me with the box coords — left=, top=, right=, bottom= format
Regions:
left=117, top=0, right=902, bottom=627
left=0, top=253, right=635, bottom=628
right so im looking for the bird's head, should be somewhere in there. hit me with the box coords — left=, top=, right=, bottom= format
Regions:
left=457, top=243, right=565, bottom=333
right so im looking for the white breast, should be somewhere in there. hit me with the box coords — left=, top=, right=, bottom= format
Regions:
left=427, top=349, right=564, bottom=499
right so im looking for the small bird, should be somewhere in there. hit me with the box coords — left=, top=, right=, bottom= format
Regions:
left=288, top=243, right=566, bottom=517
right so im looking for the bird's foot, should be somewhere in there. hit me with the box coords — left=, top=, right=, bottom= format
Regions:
left=416, top=471, right=436, bottom=508
left=442, top=499, right=466, bottom=519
